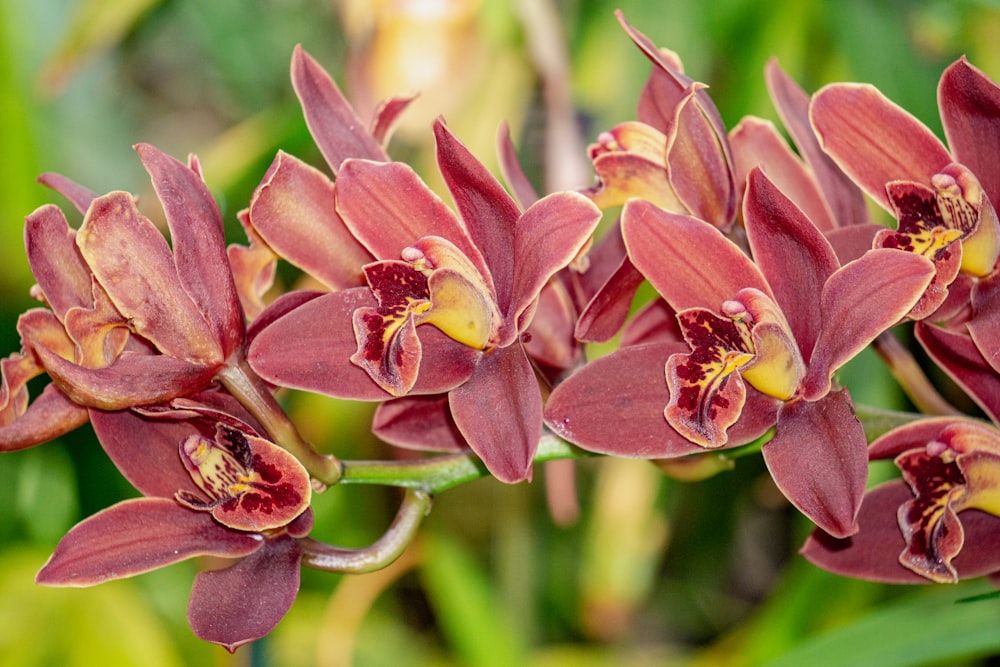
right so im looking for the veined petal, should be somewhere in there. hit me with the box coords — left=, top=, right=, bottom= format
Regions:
left=764, top=58, right=870, bottom=227
left=449, top=345, right=540, bottom=483
left=764, top=390, right=867, bottom=538
left=136, top=143, right=244, bottom=359
left=291, top=44, right=386, bottom=171
left=802, top=249, right=935, bottom=400
left=504, top=191, right=601, bottom=343
left=24, top=204, right=92, bottom=318
left=622, top=199, right=771, bottom=312
left=939, top=56, right=1000, bottom=209
left=0, top=383, right=89, bottom=452
left=77, top=192, right=222, bottom=364
left=810, top=83, right=952, bottom=211
left=188, top=533, right=302, bottom=652
left=743, top=167, right=840, bottom=358
left=248, top=151, right=372, bottom=290
left=37, top=172, right=97, bottom=214
left=36, top=498, right=263, bottom=587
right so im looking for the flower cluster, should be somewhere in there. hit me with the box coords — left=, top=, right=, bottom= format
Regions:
left=4, top=9, right=1000, bottom=652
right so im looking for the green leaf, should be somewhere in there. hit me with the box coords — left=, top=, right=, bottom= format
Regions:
left=762, top=582, right=1000, bottom=667
left=420, top=531, right=528, bottom=667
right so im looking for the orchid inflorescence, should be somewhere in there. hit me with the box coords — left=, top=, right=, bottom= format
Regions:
left=3, top=10, right=1000, bottom=652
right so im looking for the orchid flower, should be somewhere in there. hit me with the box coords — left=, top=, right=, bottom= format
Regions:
left=802, top=417, right=1000, bottom=584
left=1, top=144, right=244, bottom=451
left=36, top=402, right=313, bottom=652
left=547, top=168, right=935, bottom=536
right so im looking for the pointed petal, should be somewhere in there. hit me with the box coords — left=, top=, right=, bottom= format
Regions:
left=497, top=122, right=539, bottom=209
left=136, top=143, right=244, bottom=358
left=969, top=269, right=1000, bottom=373
left=188, top=534, right=301, bottom=652
left=939, top=56, right=1000, bottom=208
left=744, top=167, right=840, bottom=358
left=372, top=395, right=468, bottom=452
left=434, top=120, right=518, bottom=310
left=622, top=199, right=771, bottom=311
left=544, top=342, right=779, bottom=458
left=730, top=116, right=837, bottom=232
left=291, top=44, right=385, bottom=171
left=620, top=298, right=683, bottom=347
left=824, top=223, right=881, bottom=265
left=370, top=93, right=418, bottom=148
left=764, top=59, right=870, bottom=227
left=77, top=192, right=222, bottom=364
left=36, top=498, right=263, bottom=587
left=91, top=406, right=214, bottom=498
left=575, top=227, right=645, bottom=343
left=802, top=249, right=935, bottom=400
left=247, top=289, right=478, bottom=400
left=800, top=481, right=932, bottom=583
left=335, top=159, right=490, bottom=285
left=915, top=322, right=1000, bottom=424
left=248, top=151, right=371, bottom=290
left=449, top=345, right=539, bottom=483
left=35, top=345, right=218, bottom=411
left=37, top=172, right=97, bottom=214
left=763, top=390, right=867, bottom=537
left=810, top=83, right=952, bottom=210
left=24, top=204, right=92, bottom=318
left=0, top=383, right=89, bottom=452
left=504, top=192, right=600, bottom=342
left=227, top=209, right=277, bottom=322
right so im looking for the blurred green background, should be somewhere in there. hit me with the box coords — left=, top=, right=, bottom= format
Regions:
left=3, top=0, right=1000, bottom=665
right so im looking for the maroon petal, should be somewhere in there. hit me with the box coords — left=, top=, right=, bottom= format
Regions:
left=372, top=395, right=468, bottom=452
left=449, top=345, right=539, bottom=483
left=762, top=390, right=867, bottom=538
left=24, top=204, right=92, bottom=318
left=544, top=342, right=778, bottom=458
left=247, top=288, right=478, bottom=400
left=188, top=534, right=302, bottom=652
left=764, top=59, right=870, bottom=227
left=35, top=345, right=218, bottom=411
left=335, top=159, right=489, bottom=284
left=800, top=481, right=931, bottom=583
left=915, top=321, right=1000, bottom=424
left=91, top=407, right=210, bottom=497
left=729, top=116, right=837, bottom=232
left=969, top=269, right=1000, bottom=373
left=574, top=225, right=645, bottom=343
left=434, top=120, right=520, bottom=311
left=867, top=416, right=985, bottom=461
left=503, top=191, right=600, bottom=343
left=810, top=83, right=952, bottom=211
left=37, top=172, right=97, bottom=214
left=0, top=384, right=89, bottom=452
left=802, top=480, right=1000, bottom=582
left=801, top=249, right=935, bottom=400
left=744, top=167, right=840, bottom=358
left=36, top=498, right=263, bottom=587
left=622, top=199, right=771, bottom=311
left=248, top=151, right=371, bottom=290
left=136, top=143, right=244, bottom=358
left=496, top=122, right=539, bottom=209
left=824, top=223, right=881, bottom=265
left=939, top=57, right=1000, bottom=209
left=291, top=44, right=385, bottom=172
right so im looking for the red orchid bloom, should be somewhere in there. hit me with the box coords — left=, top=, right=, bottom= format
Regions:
left=547, top=168, right=935, bottom=536
left=36, top=400, right=312, bottom=652
left=810, top=57, right=1000, bottom=320
left=243, top=46, right=600, bottom=482
left=802, top=417, right=1000, bottom=584
left=1, top=144, right=244, bottom=451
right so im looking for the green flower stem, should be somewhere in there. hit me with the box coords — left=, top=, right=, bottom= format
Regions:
left=216, top=357, right=343, bottom=485
left=872, top=331, right=962, bottom=417
left=339, top=432, right=593, bottom=494
left=299, top=488, right=431, bottom=573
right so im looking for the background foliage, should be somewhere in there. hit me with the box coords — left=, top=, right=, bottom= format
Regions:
left=3, top=0, right=1000, bottom=665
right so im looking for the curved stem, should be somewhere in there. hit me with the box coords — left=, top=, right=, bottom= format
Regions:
left=216, top=357, right=343, bottom=485
left=299, top=488, right=431, bottom=573
left=339, top=432, right=593, bottom=494
left=872, top=331, right=962, bottom=417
